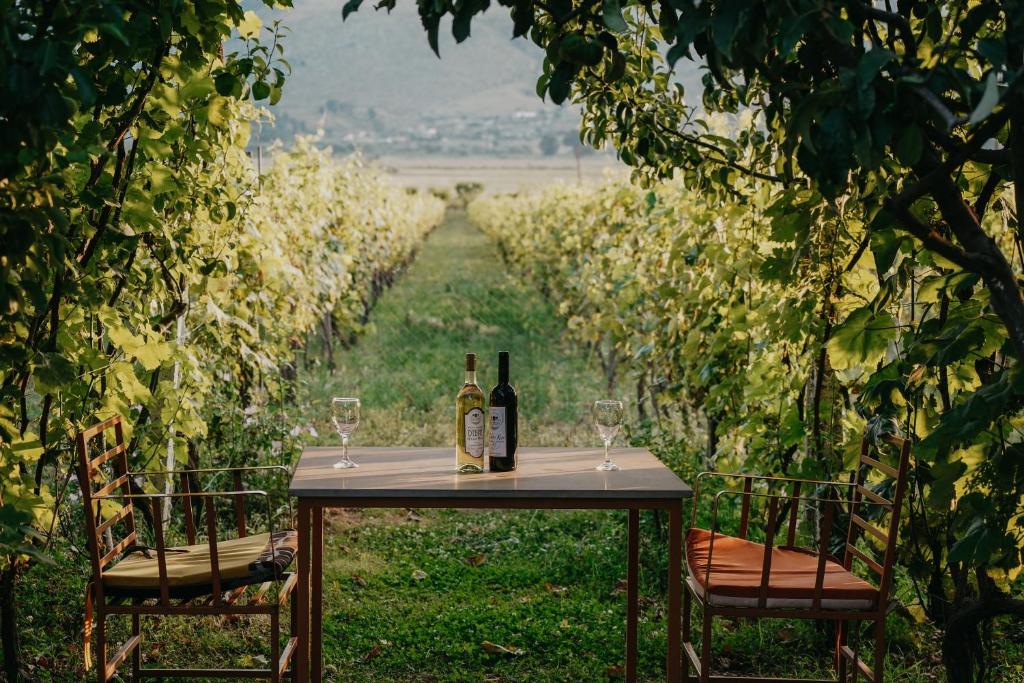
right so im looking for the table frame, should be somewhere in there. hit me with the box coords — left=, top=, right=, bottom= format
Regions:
left=291, top=495, right=684, bottom=683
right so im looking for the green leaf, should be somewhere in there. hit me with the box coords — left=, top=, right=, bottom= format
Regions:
left=180, top=75, right=215, bottom=102
left=342, top=0, right=364, bottom=20
left=70, top=67, right=97, bottom=107
left=968, top=72, right=1000, bottom=125
left=560, top=35, right=604, bottom=67
left=33, top=353, right=77, bottom=389
left=251, top=81, right=270, bottom=101
left=214, top=72, right=240, bottom=97
left=710, top=4, right=744, bottom=61
left=895, top=125, right=922, bottom=166
left=149, top=165, right=177, bottom=195
left=237, top=10, right=262, bottom=39
left=549, top=62, right=575, bottom=104
left=8, top=433, right=44, bottom=464
left=602, top=0, right=629, bottom=33
left=948, top=519, right=997, bottom=566
left=856, top=48, right=893, bottom=83
left=453, top=11, right=472, bottom=42
left=826, top=306, right=899, bottom=370
left=870, top=227, right=903, bottom=275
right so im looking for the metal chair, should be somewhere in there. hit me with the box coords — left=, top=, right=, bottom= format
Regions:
left=76, top=415, right=299, bottom=681
left=684, top=427, right=912, bottom=683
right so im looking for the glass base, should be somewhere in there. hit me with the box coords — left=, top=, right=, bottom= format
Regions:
left=333, top=459, right=359, bottom=469
left=596, top=461, right=620, bottom=471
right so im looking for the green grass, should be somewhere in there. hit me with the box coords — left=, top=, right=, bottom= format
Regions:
left=299, top=209, right=602, bottom=449
left=17, top=211, right=1022, bottom=682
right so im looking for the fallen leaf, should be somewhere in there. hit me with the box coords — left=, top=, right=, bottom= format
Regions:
left=362, top=645, right=382, bottom=662
left=545, top=582, right=567, bottom=594
left=605, top=664, right=625, bottom=678
left=465, top=553, right=487, bottom=567
left=559, top=618, right=570, bottom=629
left=412, top=569, right=428, bottom=581
left=610, top=579, right=629, bottom=595
left=351, top=574, right=368, bottom=587
left=481, top=641, right=524, bottom=656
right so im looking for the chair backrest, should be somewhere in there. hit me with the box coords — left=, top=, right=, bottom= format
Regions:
left=76, top=415, right=136, bottom=582
left=844, top=430, right=912, bottom=606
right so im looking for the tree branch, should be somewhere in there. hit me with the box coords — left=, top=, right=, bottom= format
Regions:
left=656, top=121, right=785, bottom=183
left=853, top=2, right=917, bottom=55
left=894, top=106, right=1015, bottom=209
left=884, top=200, right=981, bottom=272
left=925, top=125, right=1011, bottom=166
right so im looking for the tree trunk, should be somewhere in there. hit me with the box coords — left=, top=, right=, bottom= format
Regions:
left=705, top=409, right=719, bottom=469
left=635, top=373, right=647, bottom=422
left=942, top=594, right=1024, bottom=683
left=1, top=561, right=20, bottom=682
left=321, top=313, right=335, bottom=372
left=916, top=155, right=1024, bottom=362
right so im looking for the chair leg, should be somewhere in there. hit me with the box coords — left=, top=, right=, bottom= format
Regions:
left=682, top=587, right=692, bottom=682
left=873, top=618, right=885, bottom=683
left=271, top=608, right=281, bottom=683
left=131, top=612, right=141, bottom=682
left=96, top=610, right=106, bottom=683
left=850, top=621, right=861, bottom=683
left=290, top=584, right=298, bottom=645
left=836, top=620, right=848, bottom=682
left=699, top=606, right=712, bottom=683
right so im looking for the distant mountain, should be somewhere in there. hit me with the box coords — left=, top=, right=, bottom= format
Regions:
left=246, top=0, right=586, bottom=155
left=243, top=1, right=704, bottom=158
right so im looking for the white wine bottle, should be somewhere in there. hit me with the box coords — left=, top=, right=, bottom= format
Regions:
left=456, top=352, right=485, bottom=473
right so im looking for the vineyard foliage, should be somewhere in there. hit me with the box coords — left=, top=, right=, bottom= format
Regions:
left=469, top=173, right=1023, bottom=620
left=0, top=2, right=444, bottom=589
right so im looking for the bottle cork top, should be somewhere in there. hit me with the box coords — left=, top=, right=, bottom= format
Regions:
left=465, top=353, right=476, bottom=371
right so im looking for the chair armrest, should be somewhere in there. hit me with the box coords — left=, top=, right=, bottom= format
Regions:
left=94, top=489, right=271, bottom=500
left=127, top=465, right=292, bottom=479
left=126, top=465, right=293, bottom=528
left=690, top=471, right=855, bottom=527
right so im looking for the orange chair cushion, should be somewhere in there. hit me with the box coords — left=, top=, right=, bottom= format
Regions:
left=686, top=528, right=877, bottom=607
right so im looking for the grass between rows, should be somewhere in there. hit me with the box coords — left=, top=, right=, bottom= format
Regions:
left=17, top=211, right=1022, bottom=681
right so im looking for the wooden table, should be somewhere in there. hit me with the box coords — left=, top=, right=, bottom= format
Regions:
left=288, top=447, right=692, bottom=682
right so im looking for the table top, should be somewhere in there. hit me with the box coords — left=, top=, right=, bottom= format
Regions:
left=288, top=447, right=691, bottom=501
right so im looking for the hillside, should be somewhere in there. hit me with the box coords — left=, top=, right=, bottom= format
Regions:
left=247, top=0, right=584, bottom=155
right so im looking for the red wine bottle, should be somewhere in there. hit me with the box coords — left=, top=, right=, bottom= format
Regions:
left=488, top=351, right=517, bottom=472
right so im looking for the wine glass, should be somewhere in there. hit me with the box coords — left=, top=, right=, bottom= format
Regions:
left=331, top=397, right=361, bottom=469
left=594, top=399, right=624, bottom=471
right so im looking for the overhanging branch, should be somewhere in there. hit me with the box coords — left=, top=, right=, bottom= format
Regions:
left=655, top=122, right=785, bottom=183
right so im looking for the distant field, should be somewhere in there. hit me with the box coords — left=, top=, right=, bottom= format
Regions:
left=374, top=154, right=626, bottom=194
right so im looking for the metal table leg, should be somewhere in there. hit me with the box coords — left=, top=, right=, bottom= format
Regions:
left=296, top=502, right=311, bottom=682
left=312, top=506, right=324, bottom=681
left=668, top=502, right=682, bottom=682
left=626, top=509, right=640, bottom=683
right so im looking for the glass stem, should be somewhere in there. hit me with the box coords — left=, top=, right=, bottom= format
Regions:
left=343, top=435, right=349, bottom=461
left=604, top=439, right=611, bottom=464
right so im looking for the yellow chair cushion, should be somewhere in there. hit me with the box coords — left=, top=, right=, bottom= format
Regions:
left=103, top=531, right=296, bottom=591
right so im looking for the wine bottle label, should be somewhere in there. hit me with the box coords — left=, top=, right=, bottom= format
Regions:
left=464, top=407, right=485, bottom=457
left=490, top=407, right=506, bottom=458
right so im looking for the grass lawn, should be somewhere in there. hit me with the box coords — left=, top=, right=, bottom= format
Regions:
left=16, top=212, right=1022, bottom=681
